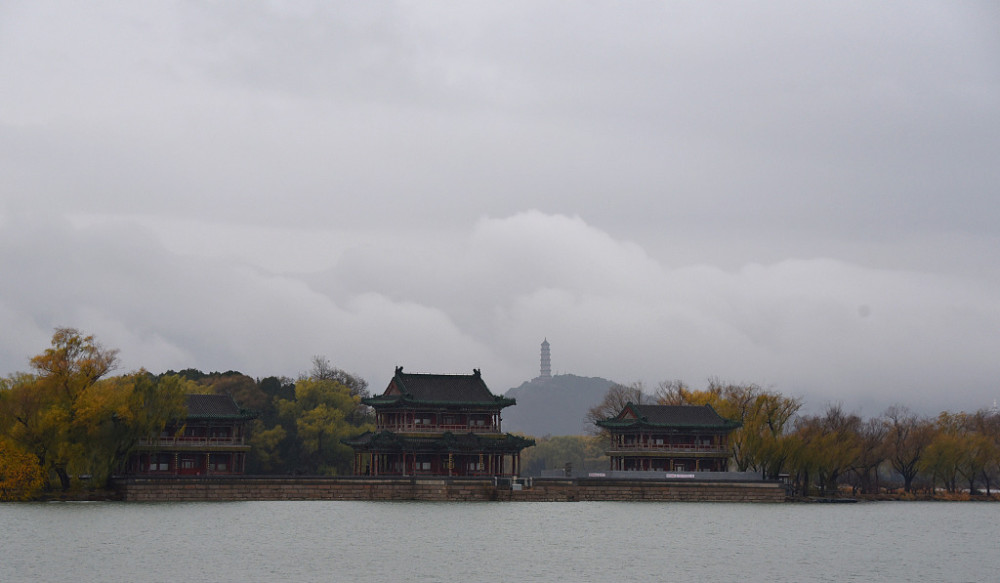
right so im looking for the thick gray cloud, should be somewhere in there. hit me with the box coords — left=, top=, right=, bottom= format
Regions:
left=2, top=2, right=998, bottom=416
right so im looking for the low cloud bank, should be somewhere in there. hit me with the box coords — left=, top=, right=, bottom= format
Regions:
left=2, top=211, right=997, bottom=416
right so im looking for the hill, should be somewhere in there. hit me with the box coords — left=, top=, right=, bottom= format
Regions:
left=503, top=374, right=615, bottom=437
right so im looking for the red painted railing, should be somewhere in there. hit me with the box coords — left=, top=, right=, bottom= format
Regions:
left=610, top=443, right=728, bottom=453
left=138, top=436, right=247, bottom=448
left=381, top=424, right=501, bottom=434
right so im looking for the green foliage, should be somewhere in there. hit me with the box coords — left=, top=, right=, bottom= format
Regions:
left=883, top=405, right=934, bottom=493
left=248, top=423, right=288, bottom=473
left=919, top=411, right=996, bottom=494
left=7, top=331, right=1000, bottom=497
left=520, top=435, right=606, bottom=476
left=0, top=438, right=45, bottom=501
left=308, top=356, right=369, bottom=399
left=653, top=380, right=802, bottom=477
left=198, top=372, right=268, bottom=412
left=68, top=372, right=189, bottom=486
left=241, top=361, right=373, bottom=475
left=0, top=330, right=191, bottom=493
left=273, top=378, right=372, bottom=475
left=158, top=361, right=372, bottom=476
left=786, top=406, right=863, bottom=496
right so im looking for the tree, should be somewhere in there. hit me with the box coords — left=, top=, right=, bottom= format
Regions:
left=0, top=372, right=57, bottom=486
left=0, top=438, right=45, bottom=501
left=664, top=380, right=800, bottom=476
left=306, top=357, right=372, bottom=426
left=248, top=423, right=288, bottom=473
left=748, top=390, right=802, bottom=478
left=788, top=404, right=862, bottom=496
left=667, top=380, right=762, bottom=470
left=652, top=380, right=692, bottom=405
left=848, top=417, right=888, bottom=495
left=519, top=435, right=606, bottom=476
left=883, top=405, right=934, bottom=493
left=25, top=328, right=120, bottom=489
left=957, top=432, right=993, bottom=494
left=921, top=416, right=962, bottom=493
left=970, top=409, right=1000, bottom=495
left=70, top=372, right=189, bottom=487
left=30, top=327, right=118, bottom=399
left=585, top=382, right=646, bottom=436
left=787, top=415, right=821, bottom=496
left=815, top=404, right=862, bottom=495
left=308, top=356, right=369, bottom=398
left=0, top=330, right=188, bottom=492
left=929, top=411, right=992, bottom=495
left=202, top=372, right=268, bottom=412
left=274, top=378, right=373, bottom=475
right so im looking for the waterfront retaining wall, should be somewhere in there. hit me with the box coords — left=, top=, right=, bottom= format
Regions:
left=116, top=476, right=785, bottom=503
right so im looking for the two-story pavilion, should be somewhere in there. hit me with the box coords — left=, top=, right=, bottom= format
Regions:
left=597, top=403, right=741, bottom=472
left=125, top=394, right=255, bottom=476
left=344, top=367, right=534, bottom=477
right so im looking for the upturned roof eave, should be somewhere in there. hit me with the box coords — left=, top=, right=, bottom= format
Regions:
left=362, top=396, right=516, bottom=408
left=596, top=419, right=742, bottom=430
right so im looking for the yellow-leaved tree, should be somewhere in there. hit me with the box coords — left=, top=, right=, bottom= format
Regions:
left=0, top=438, right=45, bottom=501
left=0, top=329, right=189, bottom=493
left=274, top=377, right=374, bottom=475
left=655, top=379, right=801, bottom=477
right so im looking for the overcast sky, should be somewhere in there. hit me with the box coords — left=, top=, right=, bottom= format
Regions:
left=2, top=1, right=999, bottom=417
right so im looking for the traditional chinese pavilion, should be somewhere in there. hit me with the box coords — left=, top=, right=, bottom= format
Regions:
left=597, top=403, right=741, bottom=472
left=344, top=367, right=534, bottom=476
left=124, top=394, right=255, bottom=476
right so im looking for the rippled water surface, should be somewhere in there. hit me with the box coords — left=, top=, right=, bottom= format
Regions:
left=2, top=501, right=996, bottom=583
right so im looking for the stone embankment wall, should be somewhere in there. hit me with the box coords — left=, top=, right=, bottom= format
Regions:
left=509, top=478, right=783, bottom=502
left=117, top=476, right=785, bottom=503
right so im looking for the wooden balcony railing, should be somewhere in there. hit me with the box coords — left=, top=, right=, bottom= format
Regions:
left=381, top=423, right=501, bottom=434
left=610, top=443, right=729, bottom=454
left=137, top=436, right=248, bottom=448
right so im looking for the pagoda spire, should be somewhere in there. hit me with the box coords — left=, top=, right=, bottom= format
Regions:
left=540, top=338, right=551, bottom=379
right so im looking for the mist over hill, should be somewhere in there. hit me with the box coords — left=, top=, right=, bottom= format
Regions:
left=502, top=374, right=615, bottom=437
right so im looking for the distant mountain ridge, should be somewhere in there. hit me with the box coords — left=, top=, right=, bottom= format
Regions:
left=502, top=374, right=615, bottom=437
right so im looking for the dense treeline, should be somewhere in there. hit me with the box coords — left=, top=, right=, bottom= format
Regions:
left=159, top=356, right=374, bottom=476
left=519, top=435, right=607, bottom=477
left=0, top=330, right=372, bottom=500
left=585, top=380, right=1000, bottom=497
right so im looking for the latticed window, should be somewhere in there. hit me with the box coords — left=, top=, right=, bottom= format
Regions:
left=148, top=454, right=170, bottom=471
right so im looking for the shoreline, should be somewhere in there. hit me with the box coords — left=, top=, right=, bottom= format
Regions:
left=20, top=478, right=1000, bottom=503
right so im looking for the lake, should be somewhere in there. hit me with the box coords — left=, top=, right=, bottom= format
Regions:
left=1, top=501, right=995, bottom=583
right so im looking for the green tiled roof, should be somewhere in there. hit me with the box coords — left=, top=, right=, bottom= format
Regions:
left=184, top=394, right=256, bottom=420
left=362, top=367, right=516, bottom=408
left=596, top=403, right=741, bottom=430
